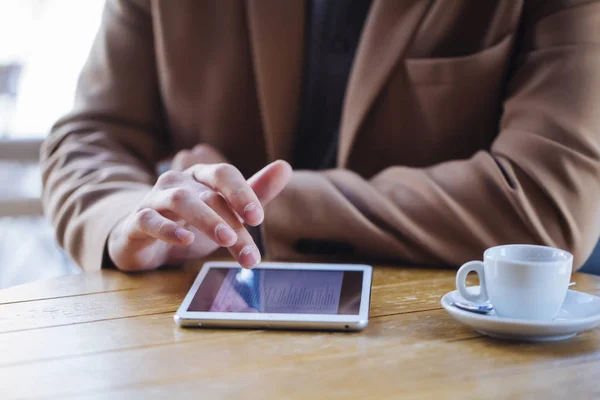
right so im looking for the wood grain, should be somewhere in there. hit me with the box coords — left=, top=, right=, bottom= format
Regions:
left=0, top=273, right=458, bottom=333
left=72, top=352, right=600, bottom=400
left=2, top=321, right=598, bottom=399
left=0, top=308, right=477, bottom=367
left=0, top=261, right=598, bottom=400
left=0, top=267, right=198, bottom=305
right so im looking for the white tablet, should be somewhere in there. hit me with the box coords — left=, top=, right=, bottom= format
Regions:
left=174, top=261, right=372, bottom=331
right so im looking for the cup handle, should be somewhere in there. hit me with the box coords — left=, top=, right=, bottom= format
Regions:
left=456, top=261, right=489, bottom=304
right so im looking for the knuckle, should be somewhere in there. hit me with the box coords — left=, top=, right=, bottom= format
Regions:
left=193, top=144, right=211, bottom=153
left=199, top=190, right=220, bottom=205
left=178, top=149, right=191, bottom=158
left=213, top=163, right=236, bottom=181
left=232, top=187, right=251, bottom=199
left=135, top=208, right=155, bottom=227
left=194, top=209, right=215, bottom=228
left=172, top=151, right=191, bottom=167
left=156, top=220, right=172, bottom=237
left=167, top=188, right=188, bottom=206
left=233, top=225, right=246, bottom=234
left=157, top=170, right=181, bottom=186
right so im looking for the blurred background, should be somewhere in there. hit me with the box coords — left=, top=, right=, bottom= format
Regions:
left=0, top=0, right=598, bottom=290
left=0, top=0, right=105, bottom=288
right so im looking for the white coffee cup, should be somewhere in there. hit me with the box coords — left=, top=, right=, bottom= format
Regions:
left=456, top=244, right=573, bottom=320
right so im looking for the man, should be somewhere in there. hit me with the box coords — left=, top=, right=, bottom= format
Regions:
left=42, top=0, right=600, bottom=272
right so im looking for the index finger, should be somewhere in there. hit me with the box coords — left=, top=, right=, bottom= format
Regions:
left=190, top=163, right=264, bottom=226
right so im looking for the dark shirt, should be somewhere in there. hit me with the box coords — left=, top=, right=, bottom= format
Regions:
left=293, top=0, right=372, bottom=170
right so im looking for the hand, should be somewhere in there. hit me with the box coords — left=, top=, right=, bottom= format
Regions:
left=107, top=144, right=293, bottom=271
left=170, top=143, right=227, bottom=171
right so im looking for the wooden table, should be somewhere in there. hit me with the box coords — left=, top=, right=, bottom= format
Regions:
left=1, top=262, right=599, bottom=399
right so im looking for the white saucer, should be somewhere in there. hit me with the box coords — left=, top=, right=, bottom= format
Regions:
left=441, top=287, right=600, bottom=341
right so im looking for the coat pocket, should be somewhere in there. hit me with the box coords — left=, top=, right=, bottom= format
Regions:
left=404, top=34, right=514, bottom=86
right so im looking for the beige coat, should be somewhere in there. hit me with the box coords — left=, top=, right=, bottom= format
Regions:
left=41, top=0, right=600, bottom=271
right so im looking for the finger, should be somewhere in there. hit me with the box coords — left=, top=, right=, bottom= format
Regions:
left=149, top=187, right=239, bottom=247
left=171, top=150, right=192, bottom=171
left=191, top=144, right=228, bottom=164
left=155, top=170, right=184, bottom=188
left=229, top=229, right=261, bottom=268
left=202, top=192, right=261, bottom=268
left=190, top=163, right=264, bottom=226
left=128, top=208, right=194, bottom=245
left=248, top=160, right=293, bottom=205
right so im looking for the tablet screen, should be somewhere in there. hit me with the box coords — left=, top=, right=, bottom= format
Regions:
left=187, top=268, right=364, bottom=315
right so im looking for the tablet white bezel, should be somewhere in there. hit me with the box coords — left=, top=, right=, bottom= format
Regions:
left=175, top=261, right=372, bottom=324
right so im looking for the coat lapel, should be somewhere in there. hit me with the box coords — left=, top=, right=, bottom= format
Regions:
left=246, top=0, right=305, bottom=162
left=338, top=0, right=432, bottom=166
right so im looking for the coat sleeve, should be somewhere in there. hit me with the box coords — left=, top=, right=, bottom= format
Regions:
left=41, top=0, right=164, bottom=271
left=261, top=0, right=600, bottom=269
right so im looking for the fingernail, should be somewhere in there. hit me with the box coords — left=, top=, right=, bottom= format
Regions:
left=215, top=224, right=237, bottom=246
left=175, top=228, right=194, bottom=243
left=244, top=203, right=264, bottom=225
left=240, top=245, right=261, bottom=267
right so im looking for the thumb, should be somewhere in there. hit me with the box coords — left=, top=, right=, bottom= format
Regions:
left=248, top=160, right=293, bottom=206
